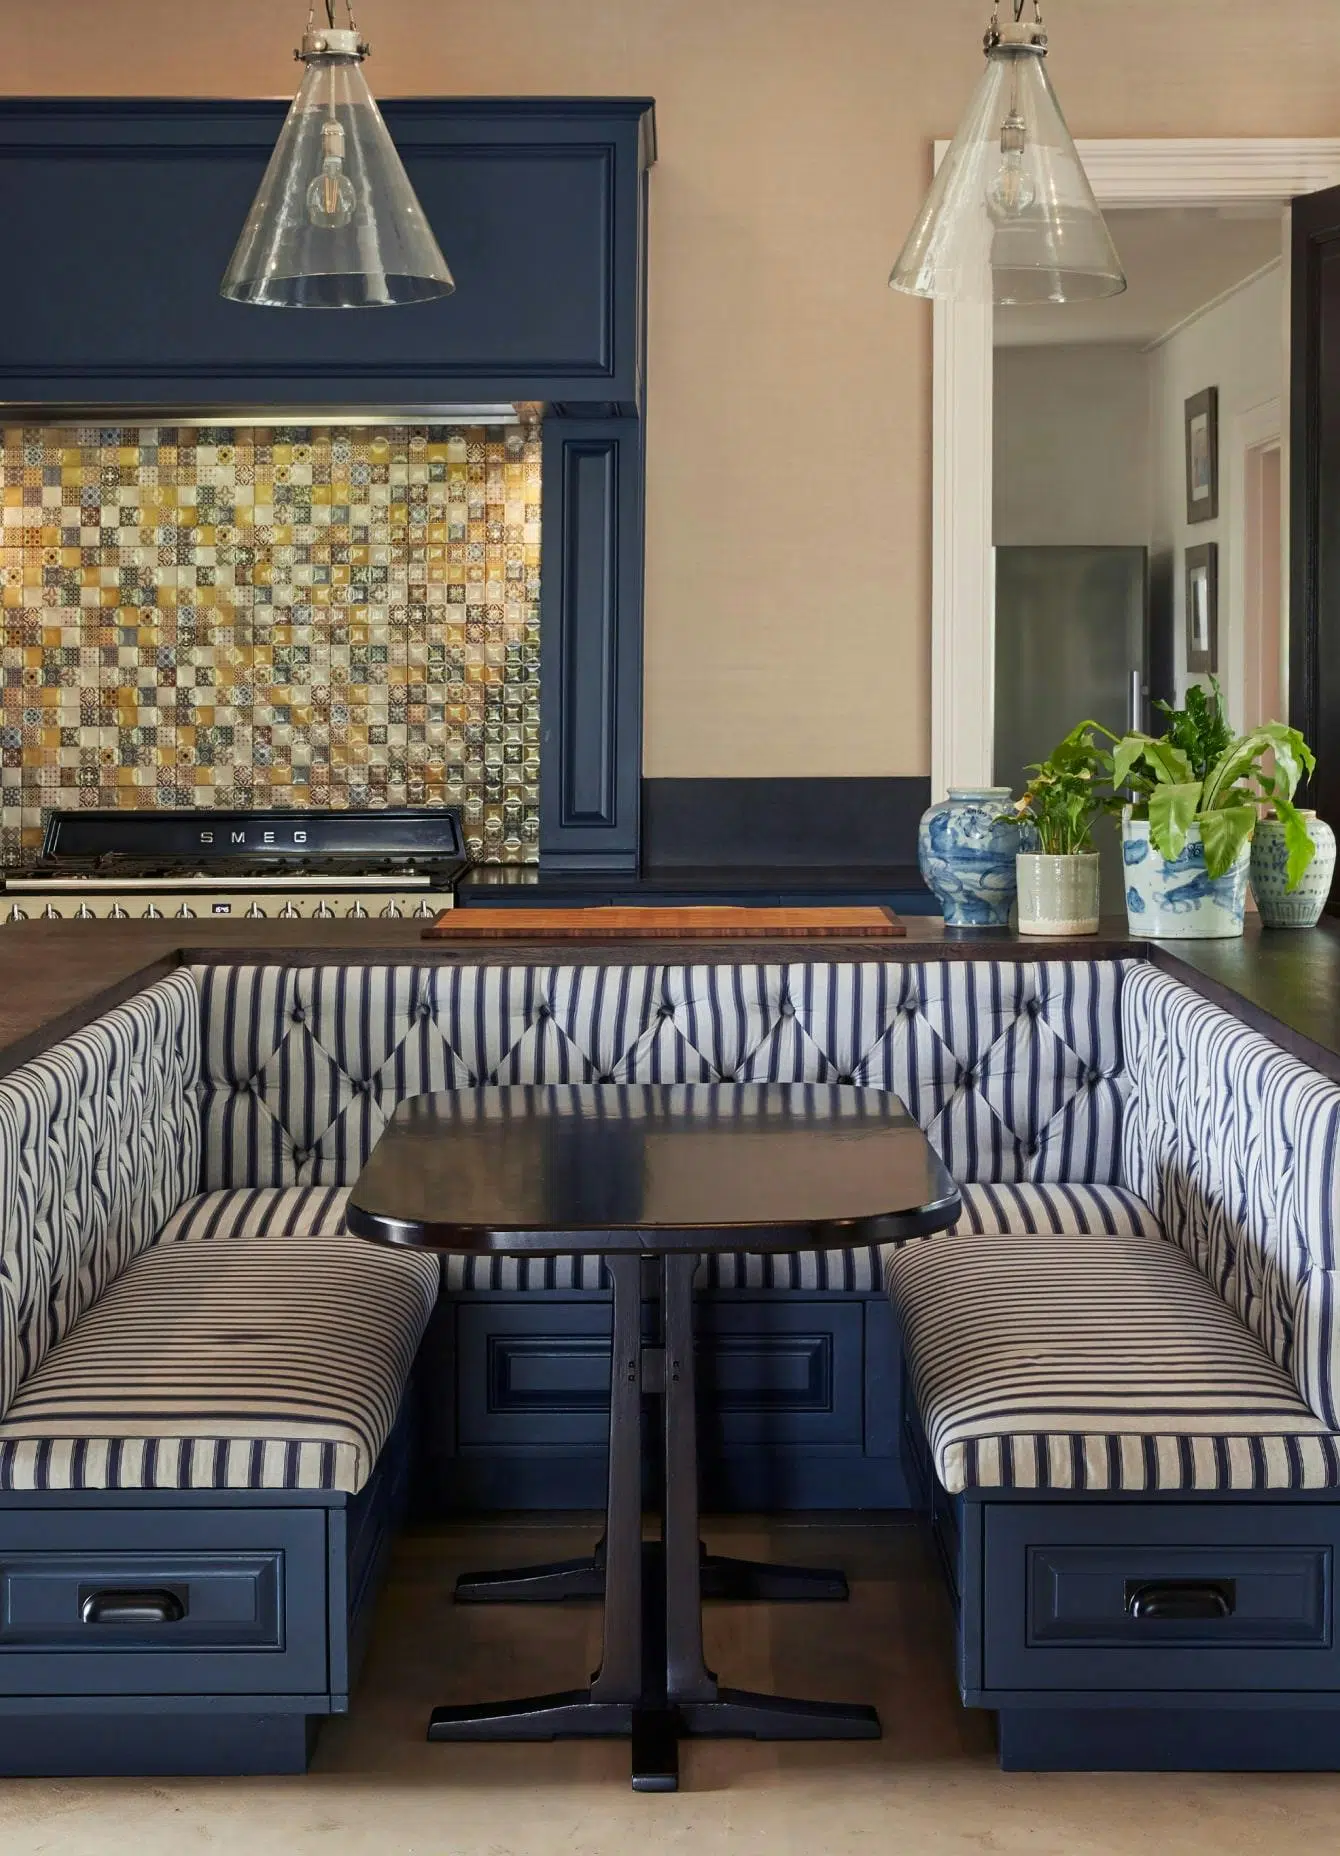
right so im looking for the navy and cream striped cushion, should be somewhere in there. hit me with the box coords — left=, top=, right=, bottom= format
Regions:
left=191, top=959, right=1133, bottom=1191
left=0, top=1230, right=439, bottom=1493
left=0, top=972, right=200, bottom=1423
left=889, top=1226, right=1340, bottom=1493
left=1123, top=964, right=1340, bottom=1426
left=158, top=1180, right=1155, bottom=1298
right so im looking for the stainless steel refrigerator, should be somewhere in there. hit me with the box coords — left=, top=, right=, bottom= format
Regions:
left=994, top=545, right=1151, bottom=908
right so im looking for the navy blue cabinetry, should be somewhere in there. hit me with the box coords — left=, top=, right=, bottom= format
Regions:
left=0, top=99, right=654, bottom=408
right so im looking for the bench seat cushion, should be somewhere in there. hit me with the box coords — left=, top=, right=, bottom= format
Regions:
left=156, top=1180, right=1160, bottom=1296
left=889, top=1226, right=1340, bottom=1495
left=0, top=1231, right=439, bottom=1494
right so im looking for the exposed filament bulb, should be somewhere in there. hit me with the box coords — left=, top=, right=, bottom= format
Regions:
left=988, top=106, right=1036, bottom=221
left=307, top=116, right=356, bottom=228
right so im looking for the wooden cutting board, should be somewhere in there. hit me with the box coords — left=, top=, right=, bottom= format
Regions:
left=422, top=905, right=905, bottom=941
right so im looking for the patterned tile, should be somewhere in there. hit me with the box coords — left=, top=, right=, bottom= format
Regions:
left=0, top=423, right=542, bottom=866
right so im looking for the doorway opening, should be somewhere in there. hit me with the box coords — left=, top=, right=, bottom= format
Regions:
left=930, top=138, right=1340, bottom=803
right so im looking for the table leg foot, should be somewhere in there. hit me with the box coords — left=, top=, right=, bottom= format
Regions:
left=679, top=1689, right=882, bottom=1741
left=631, top=1709, right=680, bottom=1791
left=699, top=1553, right=849, bottom=1603
left=427, top=1691, right=632, bottom=1742
left=455, top=1555, right=605, bottom=1604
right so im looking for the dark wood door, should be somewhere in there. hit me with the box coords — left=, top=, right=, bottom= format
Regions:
left=1291, top=182, right=1340, bottom=908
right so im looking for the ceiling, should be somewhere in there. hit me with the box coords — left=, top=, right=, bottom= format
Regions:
left=994, top=207, right=1284, bottom=349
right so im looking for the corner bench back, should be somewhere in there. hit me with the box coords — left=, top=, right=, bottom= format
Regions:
left=0, top=972, right=199, bottom=1421
left=191, top=959, right=1133, bottom=1190
left=1122, top=963, right=1340, bottom=1426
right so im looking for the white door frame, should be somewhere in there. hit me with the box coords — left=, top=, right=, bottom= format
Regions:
left=931, top=138, right=1340, bottom=802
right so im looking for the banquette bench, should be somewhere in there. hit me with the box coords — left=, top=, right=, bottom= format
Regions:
left=2, top=952, right=1339, bottom=1775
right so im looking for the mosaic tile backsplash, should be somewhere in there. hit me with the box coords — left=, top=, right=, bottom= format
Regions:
left=0, top=422, right=542, bottom=867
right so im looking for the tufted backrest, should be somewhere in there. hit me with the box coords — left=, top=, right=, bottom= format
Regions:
left=191, top=958, right=1133, bottom=1192
left=0, top=972, right=201, bottom=1421
left=1122, top=963, right=1340, bottom=1426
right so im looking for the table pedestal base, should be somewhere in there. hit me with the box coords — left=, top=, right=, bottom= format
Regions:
left=430, top=1254, right=879, bottom=1791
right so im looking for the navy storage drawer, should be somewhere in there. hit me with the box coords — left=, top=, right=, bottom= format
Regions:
left=983, top=1504, right=1340, bottom=1693
left=0, top=1510, right=328, bottom=1696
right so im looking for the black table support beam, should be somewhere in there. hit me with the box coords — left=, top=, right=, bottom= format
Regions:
left=432, top=1251, right=880, bottom=1791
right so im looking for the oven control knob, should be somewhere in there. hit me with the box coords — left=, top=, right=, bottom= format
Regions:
left=74, top=903, right=96, bottom=921
left=142, top=903, right=163, bottom=919
left=42, top=903, right=62, bottom=920
left=6, top=902, right=29, bottom=923
left=279, top=901, right=301, bottom=920
left=175, top=904, right=197, bottom=919
left=245, top=902, right=266, bottom=919
left=108, top=903, right=129, bottom=920
left=313, top=901, right=335, bottom=920
left=415, top=899, right=437, bottom=919
left=346, top=901, right=368, bottom=919
left=379, top=899, right=404, bottom=920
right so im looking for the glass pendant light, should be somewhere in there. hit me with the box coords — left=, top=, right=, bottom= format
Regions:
left=221, top=1, right=455, bottom=309
left=889, top=1, right=1125, bottom=306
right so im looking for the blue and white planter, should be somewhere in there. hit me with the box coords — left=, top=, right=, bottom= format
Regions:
left=1250, top=811, right=1336, bottom=929
left=918, top=787, right=1020, bottom=928
left=1122, top=813, right=1249, bottom=939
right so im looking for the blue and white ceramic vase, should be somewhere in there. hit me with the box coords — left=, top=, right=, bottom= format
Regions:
left=918, top=787, right=1020, bottom=927
left=1122, top=813, right=1249, bottom=939
left=1250, top=810, right=1336, bottom=928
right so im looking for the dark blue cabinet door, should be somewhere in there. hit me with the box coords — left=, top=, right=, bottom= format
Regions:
left=0, top=100, right=653, bottom=406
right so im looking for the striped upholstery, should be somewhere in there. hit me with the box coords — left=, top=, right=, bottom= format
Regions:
left=1123, top=964, right=1340, bottom=1424
left=0, top=973, right=199, bottom=1423
left=158, top=1179, right=1155, bottom=1296
left=0, top=1231, right=439, bottom=1493
left=192, top=959, right=1133, bottom=1189
left=889, top=1227, right=1340, bottom=1494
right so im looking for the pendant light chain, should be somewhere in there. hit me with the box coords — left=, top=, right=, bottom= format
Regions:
left=987, top=0, right=1045, bottom=49
left=305, top=0, right=361, bottom=37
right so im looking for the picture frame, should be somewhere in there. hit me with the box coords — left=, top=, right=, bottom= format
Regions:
left=1185, top=542, right=1219, bottom=673
left=1184, top=385, right=1219, bottom=524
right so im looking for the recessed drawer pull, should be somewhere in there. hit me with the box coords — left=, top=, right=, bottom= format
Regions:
left=80, top=1588, right=186, bottom=1626
left=1125, top=1578, right=1236, bottom=1621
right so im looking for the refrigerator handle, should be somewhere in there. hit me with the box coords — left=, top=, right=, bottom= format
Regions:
left=1128, top=669, right=1144, bottom=736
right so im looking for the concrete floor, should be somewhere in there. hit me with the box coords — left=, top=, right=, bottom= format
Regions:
left=1, top=1515, right=1337, bottom=1855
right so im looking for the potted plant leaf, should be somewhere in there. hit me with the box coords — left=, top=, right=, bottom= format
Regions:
left=1008, top=723, right=1115, bottom=937
left=1109, top=679, right=1316, bottom=939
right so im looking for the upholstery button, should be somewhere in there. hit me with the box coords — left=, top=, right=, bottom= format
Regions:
left=599, top=1073, right=616, bottom=1084
left=536, top=1003, right=550, bottom=1020
left=293, top=1149, right=308, bottom=1166
left=419, top=1003, right=432, bottom=1022
left=291, top=1008, right=305, bottom=1025
left=658, top=1005, right=674, bottom=1022
left=963, top=1067, right=977, bottom=1087
left=903, top=1002, right=918, bottom=1018
left=838, top=1073, right=855, bottom=1085
left=780, top=1001, right=796, bottom=1019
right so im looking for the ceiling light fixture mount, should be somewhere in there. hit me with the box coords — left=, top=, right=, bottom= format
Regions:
left=889, top=0, right=1126, bottom=307
left=221, top=0, right=455, bottom=311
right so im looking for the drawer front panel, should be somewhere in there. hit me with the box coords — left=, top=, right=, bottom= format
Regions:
left=0, top=1510, right=327, bottom=1695
left=984, top=1504, right=1340, bottom=1693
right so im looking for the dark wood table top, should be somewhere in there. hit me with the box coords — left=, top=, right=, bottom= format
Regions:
left=345, top=1083, right=961, bottom=1254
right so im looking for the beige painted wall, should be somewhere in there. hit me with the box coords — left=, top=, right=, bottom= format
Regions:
left=7, top=1, right=1340, bottom=778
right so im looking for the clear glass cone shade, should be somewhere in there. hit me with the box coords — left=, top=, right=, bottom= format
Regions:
left=221, top=56, right=455, bottom=308
left=889, top=47, right=1125, bottom=306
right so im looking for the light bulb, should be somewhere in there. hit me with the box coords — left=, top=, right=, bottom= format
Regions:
left=987, top=107, right=1035, bottom=222
left=306, top=116, right=357, bottom=229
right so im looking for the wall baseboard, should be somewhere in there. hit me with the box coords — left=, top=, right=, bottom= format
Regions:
left=641, top=777, right=931, bottom=874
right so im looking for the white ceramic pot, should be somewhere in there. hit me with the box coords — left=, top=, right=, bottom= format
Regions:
left=1016, top=852, right=1100, bottom=937
left=1122, top=813, right=1249, bottom=939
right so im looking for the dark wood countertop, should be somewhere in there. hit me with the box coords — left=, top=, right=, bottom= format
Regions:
left=3, top=913, right=1339, bottom=1084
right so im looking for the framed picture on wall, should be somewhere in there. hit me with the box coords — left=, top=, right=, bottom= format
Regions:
left=1185, top=542, right=1219, bottom=673
left=1184, top=386, right=1219, bottom=524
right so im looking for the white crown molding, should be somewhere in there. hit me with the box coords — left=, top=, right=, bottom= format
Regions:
left=930, top=138, right=1340, bottom=804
